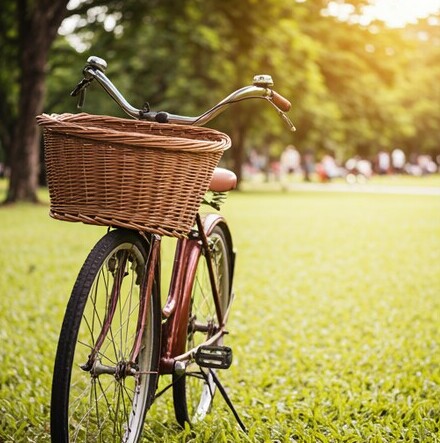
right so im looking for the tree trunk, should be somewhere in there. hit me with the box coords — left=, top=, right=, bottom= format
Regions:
left=4, top=0, right=68, bottom=203
left=229, top=101, right=249, bottom=187
left=7, top=50, right=45, bottom=203
left=230, top=124, right=247, bottom=187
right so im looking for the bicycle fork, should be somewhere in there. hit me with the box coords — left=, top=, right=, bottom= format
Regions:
left=80, top=233, right=161, bottom=379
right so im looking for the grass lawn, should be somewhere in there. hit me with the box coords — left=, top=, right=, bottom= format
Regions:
left=0, top=180, right=439, bottom=442
left=240, top=172, right=440, bottom=193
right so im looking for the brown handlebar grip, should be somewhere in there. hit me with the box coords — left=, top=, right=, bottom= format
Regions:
left=271, top=91, right=291, bottom=112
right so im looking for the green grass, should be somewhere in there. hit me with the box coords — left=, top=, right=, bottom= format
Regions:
left=240, top=172, right=440, bottom=192
left=1, top=182, right=439, bottom=442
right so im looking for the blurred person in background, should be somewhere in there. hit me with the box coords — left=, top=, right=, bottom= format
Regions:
left=391, top=148, right=406, bottom=174
left=377, top=150, right=390, bottom=175
left=280, top=145, right=301, bottom=188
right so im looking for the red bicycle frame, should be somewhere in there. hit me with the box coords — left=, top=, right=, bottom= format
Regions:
left=121, top=212, right=231, bottom=374
left=159, top=212, right=231, bottom=373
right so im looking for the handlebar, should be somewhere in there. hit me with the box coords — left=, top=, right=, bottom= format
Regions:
left=71, top=56, right=295, bottom=131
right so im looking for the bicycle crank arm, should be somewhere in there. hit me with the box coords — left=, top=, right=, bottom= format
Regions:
left=173, top=328, right=227, bottom=363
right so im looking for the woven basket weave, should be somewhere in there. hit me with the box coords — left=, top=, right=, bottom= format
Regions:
left=37, top=113, right=231, bottom=238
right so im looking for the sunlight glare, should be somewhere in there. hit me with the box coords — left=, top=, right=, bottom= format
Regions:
left=362, top=0, right=440, bottom=27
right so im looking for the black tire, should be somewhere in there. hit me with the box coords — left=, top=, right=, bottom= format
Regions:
left=51, top=229, right=161, bottom=443
left=173, top=223, right=234, bottom=426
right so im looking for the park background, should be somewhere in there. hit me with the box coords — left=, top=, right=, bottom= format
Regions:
left=1, top=0, right=440, bottom=441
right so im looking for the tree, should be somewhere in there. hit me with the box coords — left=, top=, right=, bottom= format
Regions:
left=2, top=0, right=438, bottom=199
left=1, top=0, right=69, bottom=203
left=54, top=0, right=297, bottom=182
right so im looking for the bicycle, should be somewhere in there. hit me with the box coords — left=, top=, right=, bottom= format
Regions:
left=38, top=56, right=293, bottom=442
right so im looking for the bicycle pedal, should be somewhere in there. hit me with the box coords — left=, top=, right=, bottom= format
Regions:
left=195, top=345, right=233, bottom=369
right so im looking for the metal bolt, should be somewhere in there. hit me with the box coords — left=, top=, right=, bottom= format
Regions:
left=174, top=360, right=186, bottom=375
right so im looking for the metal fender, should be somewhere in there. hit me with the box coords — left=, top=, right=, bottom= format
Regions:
left=201, top=213, right=227, bottom=236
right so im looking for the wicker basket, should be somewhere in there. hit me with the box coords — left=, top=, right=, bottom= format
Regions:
left=37, top=113, right=231, bottom=238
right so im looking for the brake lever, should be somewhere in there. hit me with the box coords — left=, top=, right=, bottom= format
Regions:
left=70, top=78, right=90, bottom=97
left=280, top=111, right=296, bottom=132
left=70, top=78, right=94, bottom=109
left=77, top=88, right=86, bottom=109
left=265, top=99, right=296, bottom=132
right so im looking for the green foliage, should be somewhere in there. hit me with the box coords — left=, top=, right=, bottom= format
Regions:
left=0, top=180, right=439, bottom=441
left=40, top=0, right=439, bottom=165
left=1, top=0, right=439, bottom=168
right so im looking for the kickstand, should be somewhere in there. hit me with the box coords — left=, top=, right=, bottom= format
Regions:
left=208, top=368, right=247, bottom=433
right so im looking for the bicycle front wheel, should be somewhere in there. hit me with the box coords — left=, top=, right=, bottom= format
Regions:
left=173, top=222, right=234, bottom=426
left=51, top=229, right=161, bottom=443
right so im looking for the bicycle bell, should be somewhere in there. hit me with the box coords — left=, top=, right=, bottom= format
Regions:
left=253, top=74, right=274, bottom=87
left=86, top=56, right=108, bottom=72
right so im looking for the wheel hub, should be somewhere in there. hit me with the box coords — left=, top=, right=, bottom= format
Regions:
left=85, top=358, right=137, bottom=379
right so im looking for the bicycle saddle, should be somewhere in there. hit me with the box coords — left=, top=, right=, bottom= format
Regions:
left=209, top=167, right=237, bottom=192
